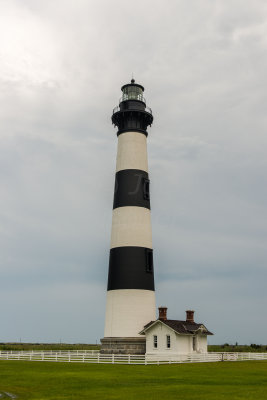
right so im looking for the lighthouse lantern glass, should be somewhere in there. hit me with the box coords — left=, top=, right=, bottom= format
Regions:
left=122, top=85, right=144, bottom=102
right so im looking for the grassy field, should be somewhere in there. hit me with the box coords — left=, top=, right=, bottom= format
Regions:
left=0, top=343, right=100, bottom=351
left=208, top=344, right=267, bottom=353
left=1, top=343, right=266, bottom=352
left=0, top=360, right=266, bottom=399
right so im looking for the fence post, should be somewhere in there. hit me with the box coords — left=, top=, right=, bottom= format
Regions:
left=128, top=354, right=130, bottom=364
left=83, top=354, right=85, bottom=363
left=112, top=354, right=115, bottom=364
left=221, top=353, right=224, bottom=362
left=69, top=354, right=71, bottom=362
left=98, top=354, right=100, bottom=364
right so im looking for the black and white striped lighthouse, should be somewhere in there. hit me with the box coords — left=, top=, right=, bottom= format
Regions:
left=100, top=80, right=156, bottom=354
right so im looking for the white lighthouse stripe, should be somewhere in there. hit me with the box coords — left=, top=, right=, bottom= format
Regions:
left=110, top=207, right=152, bottom=249
left=104, top=289, right=156, bottom=337
left=116, top=131, right=148, bottom=173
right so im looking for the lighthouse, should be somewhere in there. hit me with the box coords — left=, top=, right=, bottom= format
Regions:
left=100, top=80, right=156, bottom=354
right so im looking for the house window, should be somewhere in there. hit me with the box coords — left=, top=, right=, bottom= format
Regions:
left=153, top=335, right=157, bottom=349
left=192, top=336, right=196, bottom=351
left=166, top=335, right=171, bottom=348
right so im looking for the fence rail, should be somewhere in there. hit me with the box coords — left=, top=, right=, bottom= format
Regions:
left=0, top=351, right=267, bottom=365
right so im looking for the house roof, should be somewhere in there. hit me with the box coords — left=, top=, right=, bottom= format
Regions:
left=140, top=319, right=213, bottom=336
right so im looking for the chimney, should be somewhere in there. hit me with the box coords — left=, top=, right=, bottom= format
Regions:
left=186, top=310, right=195, bottom=323
left=158, top=306, right=168, bottom=321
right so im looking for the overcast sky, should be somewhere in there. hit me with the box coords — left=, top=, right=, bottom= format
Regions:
left=0, top=0, right=266, bottom=345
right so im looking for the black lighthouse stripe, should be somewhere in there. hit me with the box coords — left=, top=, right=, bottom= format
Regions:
left=107, top=247, right=155, bottom=291
left=113, top=169, right=150, bottom=210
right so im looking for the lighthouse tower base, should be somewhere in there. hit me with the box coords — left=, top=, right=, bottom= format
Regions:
left=100, top=337, right=146, bottom=355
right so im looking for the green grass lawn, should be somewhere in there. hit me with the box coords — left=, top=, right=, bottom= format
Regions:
left=0, top=361, right=267, bottom=400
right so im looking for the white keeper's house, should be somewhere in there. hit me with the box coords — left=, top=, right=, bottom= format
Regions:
left=140, top=307, right=213, bottom=355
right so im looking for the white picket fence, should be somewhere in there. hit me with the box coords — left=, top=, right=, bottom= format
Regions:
left=0, top=351, right=267, bottom=365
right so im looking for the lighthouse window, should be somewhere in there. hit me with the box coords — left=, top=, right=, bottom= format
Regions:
left=146, top=249, right=153, bottom=273
left=143, top=178, right=150, bottom=200
left=153, top=335, right=158, bottom=349
left=166, top=335, right=171, bottom=348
